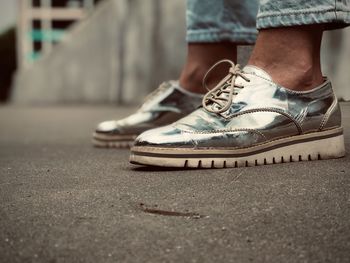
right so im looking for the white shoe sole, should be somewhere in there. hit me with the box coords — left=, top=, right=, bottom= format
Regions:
left=130, top=128, right=345, bottom=168
left=92, top=132, right=136, bottom=148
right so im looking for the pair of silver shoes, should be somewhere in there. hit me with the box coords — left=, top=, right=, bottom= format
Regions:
left=94, top=60, right=345, bottom=168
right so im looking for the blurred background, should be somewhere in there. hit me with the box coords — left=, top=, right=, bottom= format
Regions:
left=0, top=0, right=349, bottom=105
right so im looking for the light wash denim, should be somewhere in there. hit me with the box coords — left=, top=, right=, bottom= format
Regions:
left=258, top=0, right=350, bottom=30
left=186, top=0, right=350, bottom=43
left=186, top=0, right=259, bottom=44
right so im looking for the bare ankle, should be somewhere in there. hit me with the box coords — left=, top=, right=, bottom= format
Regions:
left=248, top=26, right=324, bottom=91
left=179, top=43, right=237, bottom=93
left=179, top=62, right=234, bottom=93
left=290, top=65, right=324, bottom=90
left=179, top=64, right=208, bottom=94
left=249, top=60, right=324, bottom=90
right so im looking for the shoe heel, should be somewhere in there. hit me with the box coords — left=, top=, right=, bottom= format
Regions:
left=315, top=134, right=345, bottom=160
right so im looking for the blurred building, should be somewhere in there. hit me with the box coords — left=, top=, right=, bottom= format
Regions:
left=13, top=0, right=188, bottom=104
left=12, top=0, right=350, bottom=104
left=17, top=0, right=101, bottom=68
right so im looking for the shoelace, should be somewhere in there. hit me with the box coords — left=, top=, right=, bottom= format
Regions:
left=142, top=82, right=169, bottom=104
left=202, top=60, right=250, bottom=114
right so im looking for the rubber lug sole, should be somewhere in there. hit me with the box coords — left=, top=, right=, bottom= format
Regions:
left=130, top=128, right=345, bottom=169
left=92, top=132, right=136, bottom=148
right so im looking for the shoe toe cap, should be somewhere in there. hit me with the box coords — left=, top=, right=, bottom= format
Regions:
left=96, top=120, right=120, bottom=134
left=134, top=125, right=194, bottom=147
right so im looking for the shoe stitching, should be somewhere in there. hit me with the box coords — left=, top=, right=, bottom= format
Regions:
left=222, top=108, right=303, bottom=134
left=176, top=109, right=302, bottom=136
left=136, top=128, right=341, bottom=152
left=257, top=8, right=339, bottom=18
left=319, top=95, right=338, bottom=130
left=180, top=127, right=267, bottom=141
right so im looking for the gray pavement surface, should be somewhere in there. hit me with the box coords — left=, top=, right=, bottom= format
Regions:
left=0, top=104, right=350, bottom=263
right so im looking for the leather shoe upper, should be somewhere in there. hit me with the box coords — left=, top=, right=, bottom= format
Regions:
left=134, top=62, right=341, bottom=149
left=96, top=81, right=203, bottom=135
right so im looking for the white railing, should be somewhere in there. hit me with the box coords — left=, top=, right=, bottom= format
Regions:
left=17, top=0, right=95, bottom=68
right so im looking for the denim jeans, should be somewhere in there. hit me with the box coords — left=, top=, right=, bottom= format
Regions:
left=186, top=0, right=350, bottom=43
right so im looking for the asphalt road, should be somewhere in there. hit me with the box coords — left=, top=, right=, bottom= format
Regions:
left=1, top=104, right=349, bottom=263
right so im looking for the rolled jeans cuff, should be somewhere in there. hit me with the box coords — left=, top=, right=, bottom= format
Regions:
left=257, top=5, right=350, bottom=30
left=186, top=29, right=258, bottom=44
left=186, top=0, right=259, bottom=44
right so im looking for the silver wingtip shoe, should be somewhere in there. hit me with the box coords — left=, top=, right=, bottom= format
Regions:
left=130, top=60, right=345, bottom=168
left=93, top=81, right=203, bottom=148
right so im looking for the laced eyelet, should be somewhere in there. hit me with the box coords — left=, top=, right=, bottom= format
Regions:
left=202, top=60, right=250, bottom=114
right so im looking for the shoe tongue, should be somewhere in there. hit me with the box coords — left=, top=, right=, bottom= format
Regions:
left=242, top=65, right=273, bottom=82
left=139, top=82, right=173, bottom=111
left=204, top=65, right=273, bottom=113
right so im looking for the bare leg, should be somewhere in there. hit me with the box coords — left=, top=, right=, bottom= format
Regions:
left=248, top=25, right=324, bottom=91
left=179, top=42, right=237, bottom=93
